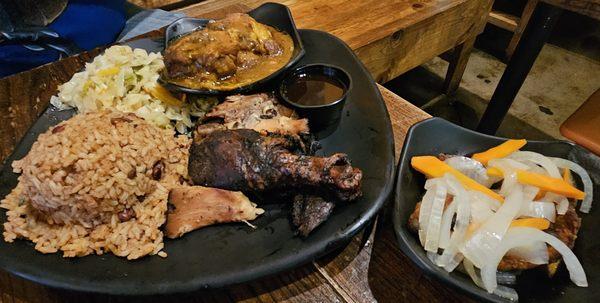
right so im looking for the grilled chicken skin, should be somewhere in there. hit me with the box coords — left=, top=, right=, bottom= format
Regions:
left=188, top=129, right=362, bottom=202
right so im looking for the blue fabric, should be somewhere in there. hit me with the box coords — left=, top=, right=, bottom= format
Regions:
left=0, top=0, right=126, bottom=78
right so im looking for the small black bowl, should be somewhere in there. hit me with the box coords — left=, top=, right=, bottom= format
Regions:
left=159, top=2, right=305, bottom=95
left=394, top=117, right=600, bottom=303
left=278, top=64, right=351, bottom=133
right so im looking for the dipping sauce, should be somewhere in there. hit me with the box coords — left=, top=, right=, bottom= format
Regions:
left=282, top=74, right=346, bottom=106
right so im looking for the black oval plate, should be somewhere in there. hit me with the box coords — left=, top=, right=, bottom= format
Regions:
left=159, top=2, right=305, bottom=95
left=394, top=117, right=599, bottom=302
left=0, top=29, right=394, bottom=294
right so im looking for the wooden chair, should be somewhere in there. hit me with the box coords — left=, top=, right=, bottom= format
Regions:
left=560, top=88, right=600, bottom=156
left=488, top=0, right=539, bottom=60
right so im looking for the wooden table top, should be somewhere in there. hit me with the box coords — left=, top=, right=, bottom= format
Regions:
left=0, top=2, right=476, bottom=302
left=173, top=0, right=467, bottom=50
left=543, top=0, right=600, bottom=20
left=132, top=0, right=600, bottom=21
left=173, top=0, right=492, bottom=85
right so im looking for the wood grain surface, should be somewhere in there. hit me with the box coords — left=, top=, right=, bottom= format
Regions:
left=0, top=1, right=485, bottom=302
left=542, top=0, right=600, bottom=20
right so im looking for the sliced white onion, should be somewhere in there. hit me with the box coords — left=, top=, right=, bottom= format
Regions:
left=445, top=156, right=493, bottom=187
left=489, top=159, right=519, bottom=196
left=461, top=184, right=524, bottom=268
left=470, top=197, right=495, bottom=225
left=424, top=183, right=448, bottom=252
left=496, top=158, right=532, bottom=170
left=509, top=151, right=561, bottom=178
left=445, top=253, right=465, bottom=273
left=418, top=154, right=591, bottom=299
left=518, top=186, right=537, bottom=214
left=507, top=241, right=549, bottom=265
left=463, top=259, right=482, bottom=285
left=481, top=264, right=499, bottom=292
left=493, top=285, right=519, bottom=301
left=470, top=190, right=501, bottom=211
left=435, top=174, right=471, bottom=271
left=463, top=259, right=519, bottom=301
left=438, top=200, right=457, bottom=249
left=418, top=182, right=436, bottom=246
left=523, top=185, right=540, bottom=201
left=557, top=198, right=569, bottom=215
left=528, top=162, right=549, bottom=174
left=485, top=227, right=587, bottom=292
left=520, top=201, right=556, bottom=222
left=540, top=192, right=569, bottom=215
left=424, top=178, right=439, bottom=190
left=551, top=157, right=593, bottom=213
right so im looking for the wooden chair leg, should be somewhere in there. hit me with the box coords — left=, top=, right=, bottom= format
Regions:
left=443, top=36, right=476, bottom=95
left=506, top=0, right=540, bottom=60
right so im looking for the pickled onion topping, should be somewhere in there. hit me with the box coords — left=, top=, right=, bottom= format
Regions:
left=411, top=142, right=591, bottom=300
left=551, top=157, right=593, bottom=213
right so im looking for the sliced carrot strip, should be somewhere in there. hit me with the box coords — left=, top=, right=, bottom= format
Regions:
left=510, top=218, right=550, bottom=230
left=148, top=84, right=182, bottom=107
left=534, top=190, right=546, bottom=200
left=411, top=156, right=504, bottom=202
left=472, top=139, right=527, bottom=165
left=487, top=167, right=585, bottom=200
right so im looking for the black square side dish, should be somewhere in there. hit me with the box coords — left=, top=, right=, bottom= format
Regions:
left=394, top=117, right=599, bottom=303
left=159, top=2, right=305, bottom=95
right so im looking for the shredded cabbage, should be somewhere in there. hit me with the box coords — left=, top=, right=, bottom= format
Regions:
left=50, top=45, right=217, bottom=133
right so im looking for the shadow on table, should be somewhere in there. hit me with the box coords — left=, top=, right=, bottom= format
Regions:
left=366, top=206, right=473, bottom=303
left=0, top=259, right=330, bottom=303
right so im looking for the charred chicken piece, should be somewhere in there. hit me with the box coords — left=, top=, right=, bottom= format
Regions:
left=195, top=94, right=309, bottom=139
left=165, top=185, right=264, bottom=239
left=188, top=129, right=362, bottom=201
left=292, top=194, right=335, bottom=237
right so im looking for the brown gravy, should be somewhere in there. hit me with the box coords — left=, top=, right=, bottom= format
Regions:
left=167, top=26, right=294, bottom=91
left=282, top=74, right=345, bottom=106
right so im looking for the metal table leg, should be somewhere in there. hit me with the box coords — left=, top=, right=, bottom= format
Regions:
left=476, top=2, right=563, bottom=135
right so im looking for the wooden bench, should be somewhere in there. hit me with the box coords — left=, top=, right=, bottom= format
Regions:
left=561, top=88, right=600, bottom=156
left=488, top=0, right=539, bottom=60
left=477, top=0, right=600, bottom=134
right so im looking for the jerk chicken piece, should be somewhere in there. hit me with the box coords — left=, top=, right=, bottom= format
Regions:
left=165, top=185, right=264, bottom=239
left=164, top=13, right=283, bottom=80
left=188, top=129, right=362, bottom=202
left=292, top=194, right=335, bottom=237
left=195, top=94, right=309, bottom=139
